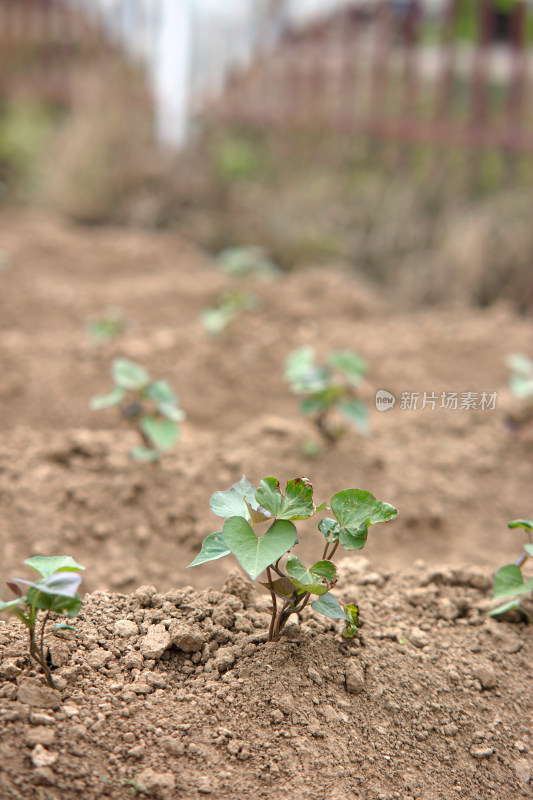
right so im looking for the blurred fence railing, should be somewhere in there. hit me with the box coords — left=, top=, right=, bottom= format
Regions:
left=0, top=0, right=532, bottom=160
left=210, top=0, right=533, bottom=161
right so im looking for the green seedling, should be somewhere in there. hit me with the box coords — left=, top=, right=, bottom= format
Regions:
left=0, top=556, right=84, bottom=687
left=91, top=357, right=185, bottom=462
left=216, top=246, right=280, bottom=281
left=188, top=476, right=398, bottom=641
left=490, top=519, right=533, bottom=620
left=201, top=290, right=258, bottom=337
left=285, top=346, right=369, bottom=443
left=87, top=306, right=126, bottom=344
left=508, top=355, right=533, bottom=402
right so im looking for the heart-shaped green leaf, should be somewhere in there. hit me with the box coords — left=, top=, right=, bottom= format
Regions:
left=331, top=489, right=398, bottom=551
left=255, top=477, right=321, bottom=521
left=492, top=564, right=533, bottom=599
left=210, top=477, right=258, bottom=520
left=221, top=517, right=297, bottom=580
left=285, top=556, right=337, bottom=595
left=311, top=591, right=349, bottom=620
left=187, top=532, right=230, bottom=568
left=112, top=358, right=150, bottom=390
left=140, top=417, right=179, bottom=451
left=24, top=556, right=84, bottom=579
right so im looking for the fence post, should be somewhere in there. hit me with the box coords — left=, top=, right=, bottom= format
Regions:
left=152, top=0, right=192, bottom=150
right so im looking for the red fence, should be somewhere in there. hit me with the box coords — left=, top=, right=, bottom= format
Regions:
left=0, top=0, right=531, bottom=161
left=212, top=0, right=533, bottom=159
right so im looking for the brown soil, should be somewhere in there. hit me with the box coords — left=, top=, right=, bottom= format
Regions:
left=0, top=210, right=532, bottom=799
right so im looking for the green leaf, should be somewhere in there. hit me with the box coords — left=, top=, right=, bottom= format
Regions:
left=16, top=571, right=82, bottom=598
left=327, top=350, right=366, bottom=383
left=112, top=358, right=150, bottom=390
left=285, top=556, right=337, bottom=595
left=311, top=591, right=349, bottom=621
left=221, top=517, right=297, bottom=580
left=158, top=403, right=185, bottom=423
left=301, top=396, right=328, bottom=416
left=130, top=446, right=159, bottom=462
left=492, top=564, right=533, bottom=599
left=341, top=603, right=360, bottom=638
left=90, top=387, right=125, bottom=410
left=331, top=489, right=398, bottom=551
left=284, top=347, right=331, bottom=394
left=318, top=518, right=341, bottom=543
left=525, top=544, right=533, bottom=557
left=488, top=597, right=523, bottom=617
left=210, top=477, right=258, bottom=520
left=187, top=532, right=231, bottom=568
left=255, top=477, right=318, bottom=521
left=338, top=398, right=369, bottom=434
left=0, top=597, right=25, bottom=612
left=507, top=354, right=533, bottom=377
left=54, top=623, right=76, bottom=632
left=24, top=556, right=84, bottom=579
left=258, top=576, right=299, bottom=601
left=508, top=519, right=533, bottom=531
left=145, top=379, right=176, bottom=406
left=140, top=417, right=179, bottom=451
left=30, top=591, right=82, bottom=618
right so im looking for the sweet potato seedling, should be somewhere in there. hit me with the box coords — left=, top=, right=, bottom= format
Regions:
left=91, top=358, right=185, bottom=462
left=507, top=354, right=533, bottom=428
left=216, top=246, right=280, bottom=281
left=0, top=556, right=84, bottom=687
left=188, top=476, right=398, bottom=641
left=284, top=346, right=369, bottom=444
left=490, top=519, right=533, bottom=620
left=87, top=306, right=126, bottom=344
left=200, top=290, right=258, bottom=337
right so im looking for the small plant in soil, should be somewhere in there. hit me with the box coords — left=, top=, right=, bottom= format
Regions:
left=490, top=519, right=533, bottom=620
left=86, top=306, right=126, bottom=344
left=284, top=346, right=369, bottom=444
left=200, top=289, right=258, bottom=337
left=216, top=245, right=280, bottom=281
left=188, top=476, right=398, bottom=641
left=506, top=354, right=533, bottom=428
left=91, top=357, right=185, bottom=462
left=0, top=556, right=84, bottom=687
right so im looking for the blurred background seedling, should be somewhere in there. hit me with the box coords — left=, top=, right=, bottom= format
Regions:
left=86, top=306, right=127, bottom=345
left=489, top=519, right=533, bottom=620
left=506, top=354, right=533, bottom=429
left=200, top=289, right=258, bottom=337
left=216, top=245, right=281, bottom=282
left=285, top=346, right=369, bottom=444
left=91, top=357, right=185, bottom=462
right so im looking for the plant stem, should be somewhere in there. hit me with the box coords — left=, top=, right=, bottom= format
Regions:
left=38, top=611, right=53, bottom=686
left=266, top=567, right=278, bottom=643
left=322, top=540, right=340, bottom=561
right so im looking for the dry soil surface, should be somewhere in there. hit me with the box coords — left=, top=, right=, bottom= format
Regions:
left=0, top=210, right=532, bottom=799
